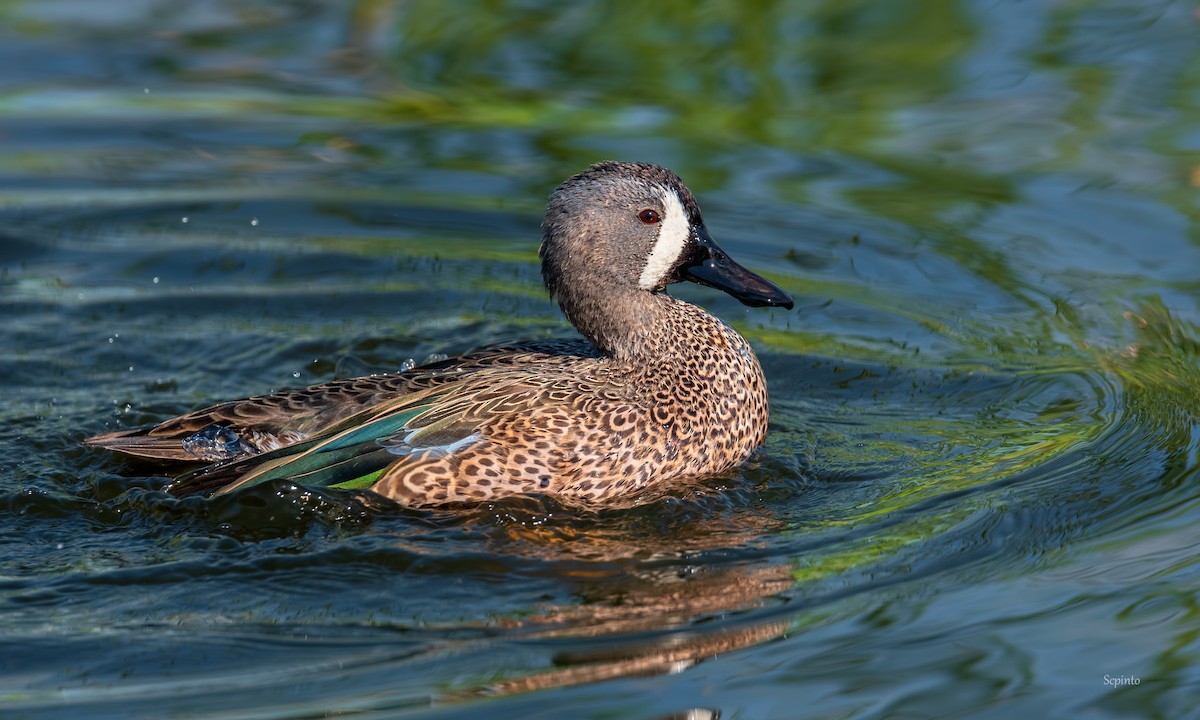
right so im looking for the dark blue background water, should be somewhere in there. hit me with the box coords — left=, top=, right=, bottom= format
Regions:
left=2, top=1, right=1198, bottom=718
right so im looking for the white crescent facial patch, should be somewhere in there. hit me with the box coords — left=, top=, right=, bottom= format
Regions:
left=637, top=186, right=692, bottom=290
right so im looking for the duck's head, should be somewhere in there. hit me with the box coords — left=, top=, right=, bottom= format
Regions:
left=539, top=163, right=793, bottom=350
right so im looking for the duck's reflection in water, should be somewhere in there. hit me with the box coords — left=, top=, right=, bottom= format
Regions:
left=438, top=487, right=799, bottom=699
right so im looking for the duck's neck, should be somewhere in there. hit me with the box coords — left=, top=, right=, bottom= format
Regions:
left=558, top=287, right=723, bottom=364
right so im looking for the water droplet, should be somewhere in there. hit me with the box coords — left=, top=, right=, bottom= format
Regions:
left=399, top=358, right=416, bottom=372
left=250, top=218, right=259, bottom=227
left=181, top=217, right=188, bottom=223
left=292, top=371, right=301, bottom=378
left=152, top=276, right=159, bottom=284
left=128, top=366, right=134, bottom=372
left=56, top=543, right=64, bottom=550
left=143, top=88, right=150, bottom=94
left=108, top=337, right=114, bottom=344
left=183, top=424, right=250, bottom=461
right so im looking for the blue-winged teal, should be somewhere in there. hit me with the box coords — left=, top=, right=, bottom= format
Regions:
left=85, top=162, right=794, bottom=506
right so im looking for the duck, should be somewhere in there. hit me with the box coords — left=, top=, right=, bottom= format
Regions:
left=84, top=162, right=794, bottom=506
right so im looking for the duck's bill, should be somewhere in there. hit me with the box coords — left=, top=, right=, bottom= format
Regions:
left=681, top=227, right=794, bottom=309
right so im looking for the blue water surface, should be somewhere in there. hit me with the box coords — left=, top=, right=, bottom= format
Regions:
left=1, top=1, right=1198, bottom=718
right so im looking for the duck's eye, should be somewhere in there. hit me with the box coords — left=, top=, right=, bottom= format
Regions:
left=638, top=209, right=661, bottom=224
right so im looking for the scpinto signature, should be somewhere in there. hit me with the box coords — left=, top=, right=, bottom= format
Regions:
left=1103, top=674, right=1141, bottom=688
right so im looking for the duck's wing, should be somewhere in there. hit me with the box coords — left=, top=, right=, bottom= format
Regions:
left=166, top=375, right=544, bottom=497
left=83, top=339, right=598, bottom=463
left=81, top=372, right=459, bottom=462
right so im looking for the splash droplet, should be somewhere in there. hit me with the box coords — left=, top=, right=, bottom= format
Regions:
left=182, top=424, right=250, bottom=461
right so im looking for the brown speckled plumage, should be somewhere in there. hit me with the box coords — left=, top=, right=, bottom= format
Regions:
left=84, top=162, right=793, bottom=507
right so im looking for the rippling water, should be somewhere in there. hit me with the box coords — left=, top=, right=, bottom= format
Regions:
left=2, top=1, right=1199, bottom=718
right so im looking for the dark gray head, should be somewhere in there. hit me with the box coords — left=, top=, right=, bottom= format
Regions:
left=539, top=161, right=793, bottom=353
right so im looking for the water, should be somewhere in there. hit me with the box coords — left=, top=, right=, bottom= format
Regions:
left=2, top=1, right=1199, bottom=718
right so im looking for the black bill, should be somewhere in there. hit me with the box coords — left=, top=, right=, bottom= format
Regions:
left=680, top=226, right=794, bottom=309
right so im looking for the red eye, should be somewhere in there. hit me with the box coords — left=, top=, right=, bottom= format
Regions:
left=638, top=209, right=661, bottom=224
